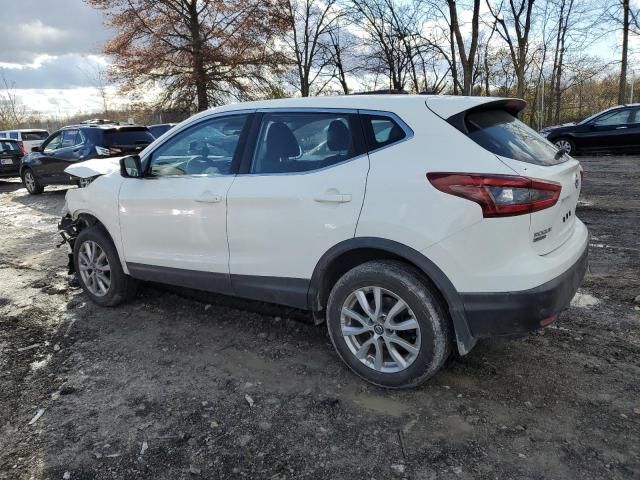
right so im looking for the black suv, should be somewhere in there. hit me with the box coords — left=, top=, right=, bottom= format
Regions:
left=0, top=138, right=22, bottom=178
left=21, top=124, right=154, bottom=195
left=540, top=104, right=640, bottom=155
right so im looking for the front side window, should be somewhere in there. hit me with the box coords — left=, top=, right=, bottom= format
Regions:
left=594, top=110, right=631, bottom=126
left=465, top=109, right=566, bottom=166
left=148, top=114, right=249, bottom=177
left=251, top=112, right=359, bottom=174
left=42, top=133, right=63, bottom=154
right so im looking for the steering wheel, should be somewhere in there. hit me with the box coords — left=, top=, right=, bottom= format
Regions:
left=185, top=156, right=216, bottom=174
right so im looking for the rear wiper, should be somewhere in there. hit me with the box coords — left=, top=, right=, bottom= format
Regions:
left=554, top=147, right=567, bottom=160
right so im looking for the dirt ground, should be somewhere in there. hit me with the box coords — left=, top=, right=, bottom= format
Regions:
left=0, top=155, right=639, bottom=480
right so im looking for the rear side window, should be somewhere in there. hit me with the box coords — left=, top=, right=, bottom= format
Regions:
left=100, top=128, right=155, bottom=147
left=465, top=110, right=565, bottom=166
left=9, top=132, right=18, bottom=140
left=250, top=112, right=361, bottom=174
left=22, top=131, right=49, bottom=141
left=361, top=114, right=407, bottom=151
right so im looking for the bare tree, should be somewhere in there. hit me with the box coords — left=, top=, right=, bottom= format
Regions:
left=487, top=0, right=536, bottom=99
left=0, top=74, right=26, bottom=129
left=283, top=0, right=343, bottom=97
left=447, top=0, right=481, bottom=95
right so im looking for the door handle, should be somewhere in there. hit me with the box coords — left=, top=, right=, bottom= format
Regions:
left=195, top=192, right=222, bottom=203
left=616, top=126, right=628, bottom=130
left=314, top=193, right=352, bottom=203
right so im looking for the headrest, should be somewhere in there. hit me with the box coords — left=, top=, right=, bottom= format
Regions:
left=327, top=120, right=350, bottom=151
left=266, top=122, right=299, bottom=158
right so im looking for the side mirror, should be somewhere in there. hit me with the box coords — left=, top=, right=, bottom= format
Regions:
left=120, top=155, right=143, bottom=178
left=31, top=146, right=40, bottom=152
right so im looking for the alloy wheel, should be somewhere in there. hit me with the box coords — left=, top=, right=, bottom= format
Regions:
left=340, top=286, right=421, bottom=373
left=78, top=240, right=111, bottom=297
left=24, top=171, right=36, bottom=192
left=555, top=139, right=572, bottom=154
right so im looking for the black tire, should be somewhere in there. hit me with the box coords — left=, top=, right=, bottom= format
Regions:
left=326, top=260, right=452, bottom=389
left=22, top=168, right=44, bottom=195
left=73, top=225, right=138, bottom=307
left=553, top=137, right=576, bottom=156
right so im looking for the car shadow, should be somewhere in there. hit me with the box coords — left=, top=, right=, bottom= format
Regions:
left=11, top=187, right=70, bottom=216
left=0, top=179, right=24, bottom=193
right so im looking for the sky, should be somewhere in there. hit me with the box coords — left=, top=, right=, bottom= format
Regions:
left=0, top=0, right=636, bottom=118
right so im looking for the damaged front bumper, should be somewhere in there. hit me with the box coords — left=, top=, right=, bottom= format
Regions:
left=57, top=214, right=80, bottom=274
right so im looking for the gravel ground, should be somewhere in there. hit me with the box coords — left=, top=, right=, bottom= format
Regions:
left=0, top=155, right=639, bottom=480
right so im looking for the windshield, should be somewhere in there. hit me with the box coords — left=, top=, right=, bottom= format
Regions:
left=465, top=110, right=567, bottom=166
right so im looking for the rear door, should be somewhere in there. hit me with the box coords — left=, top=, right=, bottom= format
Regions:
left=226, top=110, right=368, bottom=306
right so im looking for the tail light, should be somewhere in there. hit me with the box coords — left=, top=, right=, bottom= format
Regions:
left=427, top=172, right=561, bottom=218
left=18, top=141, right=25, bottom=155
left=579, top=163, right=584, bottom=182
left=95, top=146, right=123, bottom=156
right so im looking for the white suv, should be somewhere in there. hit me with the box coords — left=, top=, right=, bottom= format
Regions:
left=59, top=95, right=588, bottom=388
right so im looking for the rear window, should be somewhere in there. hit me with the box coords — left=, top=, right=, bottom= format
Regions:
left=0, top=140, right=18, bottom=152
left=361, top=114, right=407, bottom=151
left=22, top=131, right=49, bottom=141
left=99, top=128, right=155, bottom=146
left=465, top=110, right=565, bottom=166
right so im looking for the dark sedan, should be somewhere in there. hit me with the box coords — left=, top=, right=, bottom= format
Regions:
left=21, top=124, right=154, bottom=195
left=0, top=139, right=23, bottom=178
left=540, top=104, right=640, bottom=155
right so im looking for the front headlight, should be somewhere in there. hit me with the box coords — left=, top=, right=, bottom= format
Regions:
left=77, top=176, right=97, bottom=188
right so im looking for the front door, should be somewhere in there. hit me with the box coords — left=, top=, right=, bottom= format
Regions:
left=118, top=113, right=251, bottom=286
left=226, top=110, right=369, bottom=306
left=47, top=129, right=85, bottom=183
left=580, top=109, right=634, bottom=151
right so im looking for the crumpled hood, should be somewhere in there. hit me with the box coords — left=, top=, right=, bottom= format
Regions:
left=64, top=157, right=122, bottom=179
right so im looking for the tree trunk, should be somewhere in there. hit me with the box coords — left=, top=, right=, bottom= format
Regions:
left=619, top=0, right=630, bottom=105
left=188, top=0, right=208, bottom=111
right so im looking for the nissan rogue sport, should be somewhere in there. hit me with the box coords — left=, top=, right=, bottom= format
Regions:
left=58, top=95, right=588, bottom=388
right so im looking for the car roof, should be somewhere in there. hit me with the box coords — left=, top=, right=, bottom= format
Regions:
left=61, top=124, right=147, bottom=130
left=193, top=94, right=516, bottom=121
left=0, top=129, right=48, bottom=133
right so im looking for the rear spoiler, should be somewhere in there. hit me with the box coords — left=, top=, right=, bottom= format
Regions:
left=432, top=98, right=527, bottom=135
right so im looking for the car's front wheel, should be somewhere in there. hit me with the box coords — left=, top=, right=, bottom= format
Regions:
left=22, top=169, right=44, bottom=195
left=326, top=260, right=452, bottom=389
left=554, top=137, right=576, bottom=156
left=73, top=226, right=138, bottom=306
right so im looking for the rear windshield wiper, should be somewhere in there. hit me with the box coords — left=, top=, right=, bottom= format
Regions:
left=554, top=147, right=567, bottom=160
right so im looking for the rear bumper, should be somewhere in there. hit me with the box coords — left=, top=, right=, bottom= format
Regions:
left=460, top=242, right=588, bottom=337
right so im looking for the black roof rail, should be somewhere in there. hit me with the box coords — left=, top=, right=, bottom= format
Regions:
left=350, top=89, right=410, bottom=95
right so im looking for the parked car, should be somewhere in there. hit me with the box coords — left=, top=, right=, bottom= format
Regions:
left=21, top=124, right=155, bottom=195
left=59, top=95, right=588, bottom=388
left=148, top=123, right=177, bottom=138
left=0, top=138, right=23, bottom=178
left=0, top=129, right=49, bottom=156
left=540, top=104, right=640, bottom=155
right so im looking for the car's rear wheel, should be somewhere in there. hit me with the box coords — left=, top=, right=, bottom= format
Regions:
left=326, top=260, right=452, bottom=389
left=554, top=137, right=576, bottom=156
left=73, top=226, right=138, bottom=306
left=22, top=169, right=44, bottom=195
